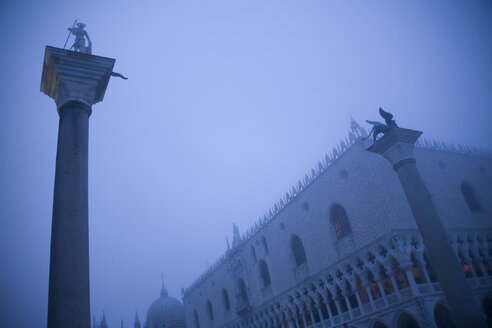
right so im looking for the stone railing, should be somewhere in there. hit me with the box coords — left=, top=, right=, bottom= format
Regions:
left=219, top=229, right=492, bottom=328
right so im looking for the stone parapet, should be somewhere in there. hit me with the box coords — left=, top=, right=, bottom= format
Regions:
left=212, top=229, right=492, bottom=328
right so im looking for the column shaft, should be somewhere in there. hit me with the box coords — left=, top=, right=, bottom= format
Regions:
left=47, top=101, right=91, bottom=328
left=395, top=160, right=485, bottom=327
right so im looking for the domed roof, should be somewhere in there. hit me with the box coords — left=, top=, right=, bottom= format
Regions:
left=146, top=282, right=186, bottom=328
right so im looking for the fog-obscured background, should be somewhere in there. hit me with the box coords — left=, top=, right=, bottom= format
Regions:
left=1, top=0, right=492, bottom=327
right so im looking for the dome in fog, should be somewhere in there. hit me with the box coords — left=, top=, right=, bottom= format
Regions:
left=145, top=283, right=186, bottom=328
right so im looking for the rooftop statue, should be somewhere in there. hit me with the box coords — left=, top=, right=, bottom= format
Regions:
left=68, top=22, right=92, bottom=54
left=363, top=107, right=399, bottom=142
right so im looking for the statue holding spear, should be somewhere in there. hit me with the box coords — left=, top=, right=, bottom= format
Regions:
left=66, top=21, right=92, bottom=54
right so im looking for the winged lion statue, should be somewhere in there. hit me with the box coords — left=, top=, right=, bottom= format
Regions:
left=363, top=108, right=398, bottom=142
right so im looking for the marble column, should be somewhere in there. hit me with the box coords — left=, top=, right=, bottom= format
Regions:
left=367, top=128, right=486, bottom=328
left=41, top=46, right=115, bottom=328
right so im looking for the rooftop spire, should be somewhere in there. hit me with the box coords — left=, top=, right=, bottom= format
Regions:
left=100, top=311, right=108, bottom=328
left=232, top=223, right=241, bottom=248
left=160, top=274, right=168, bottom=297
left=134, top=310, right=141, bottom=328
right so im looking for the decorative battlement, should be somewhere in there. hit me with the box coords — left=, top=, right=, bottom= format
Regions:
left=415, top=137, right=492, bottom=158
left=183, top=120, right=492, bottom=296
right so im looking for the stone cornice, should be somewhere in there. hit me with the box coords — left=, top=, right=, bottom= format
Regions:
left=41, top=46, right=115, bottom=110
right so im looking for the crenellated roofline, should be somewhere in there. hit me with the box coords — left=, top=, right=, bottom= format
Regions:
left=183, top=120, right=492, bottom=297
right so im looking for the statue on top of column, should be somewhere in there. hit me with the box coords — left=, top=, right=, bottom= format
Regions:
left=363, top=107, right=399, bottom=142
left=68, top=22, right=92, bottom=54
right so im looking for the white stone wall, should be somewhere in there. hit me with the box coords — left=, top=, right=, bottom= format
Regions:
left=183, top=137, right=492, bottom=328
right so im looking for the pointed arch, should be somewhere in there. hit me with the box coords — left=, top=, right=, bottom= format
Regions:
left=330, top=204, right=351, bottom=239
left=259, top=259, right=272, bottom=287
left=291, top=234, right=307, bottom=266
left=335, top=284, right=348, bottom=313
left=409, top=253, right=426, bottom=284
left=262, top=236, right=269, bottom=254
left=222, top=288, right=230, bottom=311
left=461, top=181, right=481, bottom=212
left=391, top=258, right=410, bottom=290
left=237, top=278, right=248, bottom=303
left=344, top=280, right=359, bottom=309
left=206, top=300, right=214, bottom=321
left=251, top=246, right=257, bottom=263
left=193, top=310, right=200, bottom=328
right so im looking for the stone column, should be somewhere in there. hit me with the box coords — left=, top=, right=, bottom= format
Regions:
left=403, top=266, right=418, bottom=296
left=41, top=46, right=115, bottom=328
left=322, top=296, right=334, bottom=326
left=367, top=128, right=486, bottom=328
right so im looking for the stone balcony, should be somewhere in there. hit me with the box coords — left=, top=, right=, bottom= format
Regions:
left=221, top=229, right=492, bottom=328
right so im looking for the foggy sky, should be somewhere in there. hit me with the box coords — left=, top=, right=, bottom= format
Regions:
left=1, top=0, right=492, bottom=327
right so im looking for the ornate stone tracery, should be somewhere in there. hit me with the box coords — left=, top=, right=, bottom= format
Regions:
left=213, top=229, right=492, bottom=328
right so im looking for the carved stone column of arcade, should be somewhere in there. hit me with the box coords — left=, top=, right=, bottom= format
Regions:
left=41, top=46, right=115, bottom=328
left=367, top=128, right=487, bottom=328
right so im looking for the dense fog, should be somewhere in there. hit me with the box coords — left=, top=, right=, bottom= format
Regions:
left=1, top=0, right=492, bottom=327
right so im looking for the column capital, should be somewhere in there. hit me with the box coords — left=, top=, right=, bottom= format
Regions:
left=41, top=46, right=115, bottom=111
left=367, top=128, right=422, bottom=169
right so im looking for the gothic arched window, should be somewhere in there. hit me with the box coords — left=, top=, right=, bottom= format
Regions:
left=206, top=300, right=214, bottom=321
left=251, top=246, right=257, bottom=263
left=237, top=278, right=248, bottom=304
left=258, top=259, right=272, bottom=287
left=261, top=236, right=269, bottom=254
left=330, top=204, right=351, bottom=239
left=222, top=289, right=230, bottom=311
left=193, top=311, right=200, bottom=328
left=291, top=234, right=307, bottom=266
left=461, top=181, right=481, bottom=212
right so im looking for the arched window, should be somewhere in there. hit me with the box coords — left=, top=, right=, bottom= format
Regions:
left=291, top=234, right=307, bottom=266
left=410, top=253, right=426, bottom=284
left=258, top=259, right=272, bottom=287
left=391, top=258, right=410, bottom=290
left=379, top=264, right=395, bottom=295
left=193, top=311, right=200, bottom=328
left=251, top=246, right=257, bottom=263
left=222, top=289, right=230, bottom=311
left=206, top=300, right=214, bottom=321
left=330, top=204, right=351, bottom=239
left=345, top=281, right=359, bottom=309
left=237, top=278, right=248, bottom=304
left=262, top=236, right=269, bottom=254
left=461, top=181, right=481, bottom=212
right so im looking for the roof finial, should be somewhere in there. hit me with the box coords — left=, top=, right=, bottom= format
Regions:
left=100, top=311, right=108, bottom=328
left=160, top=273, right=168, bottom=297
left=134, top=310, right=141, bottom=328
left=232, top=223, right=241, bottom=248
